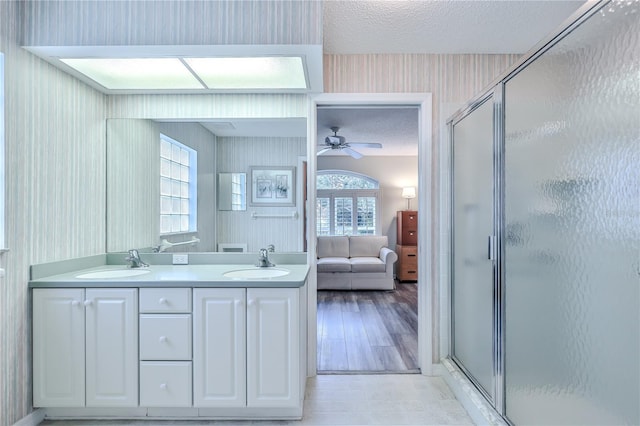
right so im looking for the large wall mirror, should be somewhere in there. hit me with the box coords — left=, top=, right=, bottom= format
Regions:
left=106, top=118, right=307, bottom=254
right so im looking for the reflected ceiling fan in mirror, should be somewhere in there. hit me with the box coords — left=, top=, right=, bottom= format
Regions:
left=317, top=127, right=382, bottom=159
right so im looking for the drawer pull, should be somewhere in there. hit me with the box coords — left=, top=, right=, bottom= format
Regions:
left=408, top=254, right=416, bottom=257
left=409, top=232, right=415, bottom=235
left=83, top=300, right=93, bottom=307
left=408, top=270, right=417, bottom=274
left=159, top=383, right=167, bottom=390
left=158, top=297, right=168, bottom=305
left=159, top=336, right=168, bottom=343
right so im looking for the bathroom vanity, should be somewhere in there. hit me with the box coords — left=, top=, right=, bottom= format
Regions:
left=29, top=257, right=309, bottom=421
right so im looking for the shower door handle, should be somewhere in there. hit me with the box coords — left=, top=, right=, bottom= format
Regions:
left=488, top=235, right=495, bottom=261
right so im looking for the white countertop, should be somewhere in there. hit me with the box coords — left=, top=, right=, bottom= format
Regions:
left=29, top=263, right=309, bottom=288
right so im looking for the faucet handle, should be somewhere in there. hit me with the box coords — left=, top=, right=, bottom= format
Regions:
left=267, top=244, right=275, bottom=252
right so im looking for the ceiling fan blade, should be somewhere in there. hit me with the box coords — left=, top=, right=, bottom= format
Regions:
left=343, top=147, right=363, bottom=159
left=348, top=142, right=383, bottom=148
left=317, top=147, right=332, bottom=156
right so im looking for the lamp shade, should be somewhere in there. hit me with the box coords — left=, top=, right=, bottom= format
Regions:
left=402, top=186, right=416, bottom=199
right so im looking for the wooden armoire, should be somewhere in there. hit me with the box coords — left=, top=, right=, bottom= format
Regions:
left=396, top=210, right=418, bottom=282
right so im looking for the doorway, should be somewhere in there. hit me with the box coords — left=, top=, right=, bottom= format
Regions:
left=306, top=93, right=433, bottom=377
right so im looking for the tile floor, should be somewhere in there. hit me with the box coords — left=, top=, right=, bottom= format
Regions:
left=40, top=374, right=474, bottom=426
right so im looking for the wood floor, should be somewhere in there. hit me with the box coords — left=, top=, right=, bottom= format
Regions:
left=317, top=282, right=419, bottom=373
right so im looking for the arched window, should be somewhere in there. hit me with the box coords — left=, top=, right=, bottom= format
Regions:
left=316, top=170, right=380, bottom=236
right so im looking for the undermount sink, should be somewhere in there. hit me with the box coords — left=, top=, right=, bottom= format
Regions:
left=223, top=268, right=290, bottom=279
left=76, top=269, right=152, bottom=279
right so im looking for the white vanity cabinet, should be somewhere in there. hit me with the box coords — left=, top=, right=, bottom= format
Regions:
left=33, top=288, right=138, bottom=408
left=31, top=267, right=308, bottom=419
left=193, top=287, right=301, bottom=409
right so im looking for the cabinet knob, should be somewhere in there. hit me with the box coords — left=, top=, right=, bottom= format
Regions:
left=158, top=297, right=168, bottom=305
left=159, top=336, right=168, bottom=343
left=83, top=300, right=93, bottom=307
left=159, top=383, right=167, bottom=390
left=71, top=300, right=80, bottom=307
left=247, top=299, right=255, bottom=307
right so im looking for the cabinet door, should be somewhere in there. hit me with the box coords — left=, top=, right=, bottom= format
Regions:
left=33, top=289, right=85, bottom=407
left=193, top=288, right=246, bottom=407
left=246, top=288, right=299, bottom=408
left=85, top=288, right=138, bottom=407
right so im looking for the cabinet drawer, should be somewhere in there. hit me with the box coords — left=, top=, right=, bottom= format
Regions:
left=400, top=229, right=418, bottom=245
left=398, top=269, right=418, bottom=281
left=400, top=249, right=418, bottom=267
left=140, top=361, right=192, bottom=407
left=140, top=314, right=192, bottom=360
left=140, top=288, right=191, bottom=313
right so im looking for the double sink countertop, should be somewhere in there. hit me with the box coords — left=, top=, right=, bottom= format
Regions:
left=29, top=253, right=310, bottom=288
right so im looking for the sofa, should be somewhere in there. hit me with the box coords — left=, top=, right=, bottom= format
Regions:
left=316, top=235, right=398, bottom=290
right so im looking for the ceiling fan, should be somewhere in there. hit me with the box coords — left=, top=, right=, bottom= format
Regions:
left=317, top=127, right=383, bottom=159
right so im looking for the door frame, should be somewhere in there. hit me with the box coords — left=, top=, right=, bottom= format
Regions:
left=306, top=93, right=433, bottom=376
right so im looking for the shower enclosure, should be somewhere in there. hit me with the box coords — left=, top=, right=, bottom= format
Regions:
left=449, top=1, right=639, bottom=424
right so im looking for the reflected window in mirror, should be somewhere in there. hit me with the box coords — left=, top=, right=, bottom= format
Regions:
left=218, top=173, right=246, bottom=211
left=160, top=134, right=198, bottom=234
left=231, top=173, right=246, bottom=210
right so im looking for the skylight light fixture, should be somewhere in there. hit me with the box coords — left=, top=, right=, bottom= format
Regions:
left=59, top=58, right=204, bottom=90
left=184, top=56, right=307, bottom=89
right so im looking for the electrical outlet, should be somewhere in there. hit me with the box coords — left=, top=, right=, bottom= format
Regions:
left=172, top=254, right=189, bottom=265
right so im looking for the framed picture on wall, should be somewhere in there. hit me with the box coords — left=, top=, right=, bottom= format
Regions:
left=249, top=166, right=295, bottom=206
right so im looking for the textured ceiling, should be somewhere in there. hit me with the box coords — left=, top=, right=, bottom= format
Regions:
left=317, top=0, right=587, bottom=157
left=323, top=0, right=587, bottom=54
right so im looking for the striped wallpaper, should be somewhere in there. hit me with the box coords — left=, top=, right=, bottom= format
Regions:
left=1, top=2, right=107, bottom=424
left=23, top=0, right=323, bottom=46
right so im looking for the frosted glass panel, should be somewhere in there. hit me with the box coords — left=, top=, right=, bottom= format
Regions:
left=452, top=97, right=495, bottom=398
left=504, top=4, right=639, bottom=425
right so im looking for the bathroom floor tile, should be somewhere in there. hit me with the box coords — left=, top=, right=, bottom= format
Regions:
left=39, top=374, right=474, bottom=426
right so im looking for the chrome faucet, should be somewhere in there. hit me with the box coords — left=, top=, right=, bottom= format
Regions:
left=125, top=249, right=148, bottom=268
left=267, top=244, right=275, bottom=253
left=257, top=248, right=275, bottom=267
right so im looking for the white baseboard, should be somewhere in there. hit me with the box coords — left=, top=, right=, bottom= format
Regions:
left=12, top=409, right=45, bottom=426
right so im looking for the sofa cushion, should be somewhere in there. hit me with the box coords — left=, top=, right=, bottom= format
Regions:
left=317, top=257, right=352, bottom=272
left=350, top=257, right=386, bottom=273
left=317, top=236, right=350, bottom=258
left=349, top=235, right=389, bottom=258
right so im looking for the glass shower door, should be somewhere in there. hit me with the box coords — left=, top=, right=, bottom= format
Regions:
left=503, top=3, right=640, bottom=424
left=451, top=96, right=496, bottom=401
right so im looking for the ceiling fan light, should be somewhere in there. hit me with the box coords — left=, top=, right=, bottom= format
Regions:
left=325, top=135, right=344, bottom=144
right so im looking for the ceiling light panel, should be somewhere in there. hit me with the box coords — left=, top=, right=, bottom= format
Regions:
left=60, top=58, right=204, bottom=90
left=184, top=57, right=307, bottom=89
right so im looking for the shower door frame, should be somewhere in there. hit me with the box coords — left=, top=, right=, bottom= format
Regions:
left=448, top=85, right=505, bottom=413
